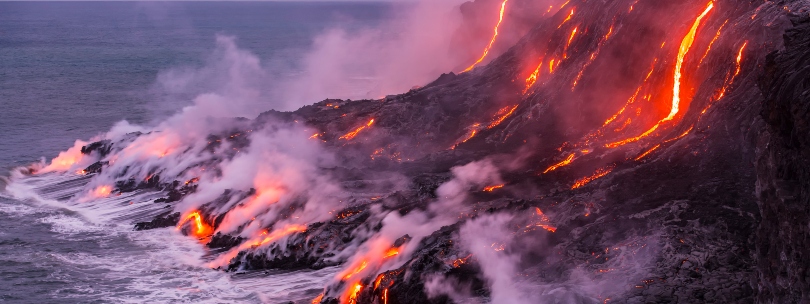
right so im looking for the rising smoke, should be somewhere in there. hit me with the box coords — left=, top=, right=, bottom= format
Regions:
left=24, top=0, right=685, bottom=302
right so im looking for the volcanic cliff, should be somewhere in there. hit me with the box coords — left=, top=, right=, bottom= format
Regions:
left=38, top=0, right=810, bottom=303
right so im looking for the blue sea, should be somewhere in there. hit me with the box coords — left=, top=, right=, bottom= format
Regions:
left=0, top=2, right=395, bottom=302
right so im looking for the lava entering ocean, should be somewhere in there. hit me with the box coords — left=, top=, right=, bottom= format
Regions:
left=23, top=0, right=806, bottom=303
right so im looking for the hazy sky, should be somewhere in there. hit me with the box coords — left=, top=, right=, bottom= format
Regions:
left=90, top=0, right=407, bottom=1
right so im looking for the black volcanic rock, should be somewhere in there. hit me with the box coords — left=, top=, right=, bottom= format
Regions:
left=115, top=0, right=810, bottom=303
left=208, top=232, right=244, bottom=250
left=134, top=212, right=180, bottom=231
left=82, top=161, right=107, bottom=174
left=81, top=140, right=113, bottom=157
left=755, top=12, right=810, bottom=303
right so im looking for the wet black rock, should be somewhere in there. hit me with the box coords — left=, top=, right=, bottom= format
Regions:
left=82, top=161, right=107, bottom=174
left=208, top=232, right=244, bottom=250
left=134, top=212, right=180, bottom=231
left=81, top=140, right=113, bottom=157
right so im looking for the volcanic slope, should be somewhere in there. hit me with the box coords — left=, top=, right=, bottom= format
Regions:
left=24, top=0, right=810, bottom=303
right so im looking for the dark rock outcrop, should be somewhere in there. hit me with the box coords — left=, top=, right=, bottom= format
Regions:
left=755, top=12, right=810, bottom=304
left=134, top=212, right=180, bottom=231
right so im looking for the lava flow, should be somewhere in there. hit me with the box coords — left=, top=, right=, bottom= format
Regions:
left=605, top=2, right=714, bottom=149
left=698, top=20, right=729, bottom=66
left=450, top=123, right=481, bottom=150
left=543, top=153, right=575, bottom=173
left=572, top=166, right=615, bottom=189
left=463, top=0, right=508, bottom=72
left=563, top=26, right=578, bottom=59
left=177, top=211, right=214, bottom=238
left=558, top=8, right=575, bottom=28
left=207, top=224, right=307, bottom=268
left=487, top=105, right=519, bottom=129
left=531, top=207, right=557, bottom=232
left=342, top=282, right=363, bottom=304
left=733, top=41, right=748, bottom=77
left=91, top=185, right=112, bottom=198
left=340, top=118, right=375, bottom=140
left=483, top=184, right=504, bottom=192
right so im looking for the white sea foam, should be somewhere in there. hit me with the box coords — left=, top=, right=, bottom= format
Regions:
left=3, top=171, right=335, bottom=303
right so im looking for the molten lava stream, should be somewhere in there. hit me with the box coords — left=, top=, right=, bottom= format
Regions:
left=452, top=104, right=518, bottom=149
left=487, top=105, right=519, bottom=129
left=483, top=184, right=504, bottom=192
left=698, top=20, right=728, bottom=66
left=91, top=185, right=113, bottom=198
left=563, top=26, right=579, bottom=59
left=571, top=166, right=614, bottom=189
left=532, top=207, right=557, bottom=232
left=342, top=282, right=363, bottom=304
left=340, top=119, right=375, bottom=140
left=342, top=260, right=368, bottom=281
left=605, top=2, right=714, bottom=149
left=634, top=144, right=661, bottom=161
left=450, top=123, right=480, bottom=150
left=558, top=8, right=575, bottom=28
left=572, top=22, right=618, bottom=90
left=177, top=211, right=214, bottom=238
left=733, top=41, right=748, bottom=78
left=524, top=59, right=543, bottom=94
left=463, top=0, right=508, bottom=72
left=543, top=153, right=575, bottom=174
left=207, top=224, right=307, bottom=268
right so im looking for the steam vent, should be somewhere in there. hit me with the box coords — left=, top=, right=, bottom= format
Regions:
left=13, top=0, right=810, bottom=303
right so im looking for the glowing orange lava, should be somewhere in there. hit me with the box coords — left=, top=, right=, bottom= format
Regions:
left=667, top=2, right=714, bottom=122
left=558, top=9, right=575, bottom=28
left=342, top=282, right=363, bottom=304
left=543, top=153, right=575, bottom=173
left=463, top=0, right=508, bottom=72
left=374, top=274, right=386, bottom=289
left=563, top=26, right=579, bottom=59
left=383, top=247, right=400, bottom=258
left=340, top=119, right=375, bottom=140
left=605, top=2, right=713, bottom=148
left=532, top=208, right=557, bottom=232
left=483, top=184, right=504, bottom=192
left=177, top=211, right=214, bottom=238
left=525, top=60, right=543, bottom=93
left=450, top=123, right=481, bottom=150
left=312, top=293, right=324, bottom=304
left=605, top=24, right=615, bottom=40
left=250, top=224, right=308, bottom=247
left=572, top=23, right=617, bottom=90
left=549, top=58, right=557, bottom=73
left=342, top=261, right=368, bottom=280
left=451, top=254, right=472, bottom=268
left=664, top=126, right=694, bottom=143
left=733, top=41, right=747, bottom=78
left=41, top=140, right=88, bottom=173
left=698, top=20, right=728, bottom=66
left=634, top=144, right=661, bottom=161
left=603, top=86, right=642, bottom=127
left=571, top=166, right=614, bottom=189
left=488, top=105, right=519, bottom=129
left=91, top=185, right=112, bottom=198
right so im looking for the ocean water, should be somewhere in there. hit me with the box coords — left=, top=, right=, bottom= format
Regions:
left=0, top=2, right=393, bottom=302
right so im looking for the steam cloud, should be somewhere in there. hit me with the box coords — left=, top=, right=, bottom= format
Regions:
left=20, top=0, right=668, bottom=302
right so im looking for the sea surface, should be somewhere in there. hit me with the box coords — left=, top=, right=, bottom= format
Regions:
left=0, top=2, right=395, bottom=302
